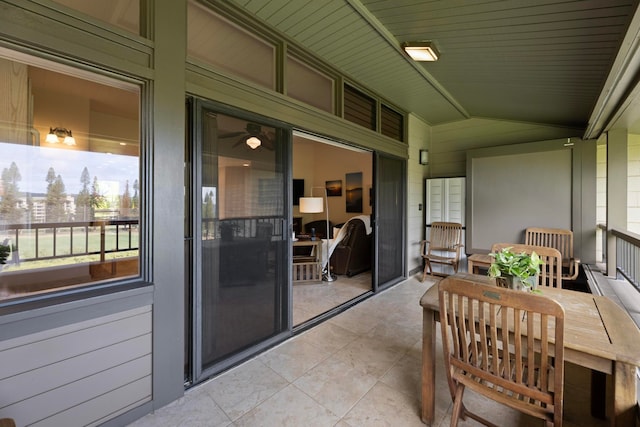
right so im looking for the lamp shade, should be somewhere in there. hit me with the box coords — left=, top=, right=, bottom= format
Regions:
left=299, top=197, right=323, bottom=213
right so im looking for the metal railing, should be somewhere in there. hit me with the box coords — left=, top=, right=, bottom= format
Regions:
left=611, top=227, right=640, bottom=293
left=202, top=216, right=284, bottom=240
left=1, top=219, right=139, bottom=263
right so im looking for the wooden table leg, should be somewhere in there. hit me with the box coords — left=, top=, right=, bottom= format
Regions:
left=421, top=307, right=436, bottom=425
left=591, top=370, right=606, bottom=419
left=611, top=362, right=638, bottom=427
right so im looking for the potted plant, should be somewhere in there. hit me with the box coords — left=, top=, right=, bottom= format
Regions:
left=0, top=243, right=10, bottom=269
left=488, top=247, right=544, bottom=292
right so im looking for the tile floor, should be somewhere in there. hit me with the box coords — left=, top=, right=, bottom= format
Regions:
left=130, top=274, right=608, bottom=427
left=293, top=272, right=372, bottom=325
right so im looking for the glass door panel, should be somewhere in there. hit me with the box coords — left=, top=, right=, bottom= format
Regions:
left=374, top=154, right=406, bottom=288
left=191, top=102, right=288, bottom=381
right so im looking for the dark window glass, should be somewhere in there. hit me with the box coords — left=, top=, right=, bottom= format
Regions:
left=344, top=84, right=376, bottom=131
left=381, top=104, right=404, bottom=142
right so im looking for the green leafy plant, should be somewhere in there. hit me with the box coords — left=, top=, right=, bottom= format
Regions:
left=488, top=247, right=544, bottom=292
left=0, top=244, right=10, bottom=265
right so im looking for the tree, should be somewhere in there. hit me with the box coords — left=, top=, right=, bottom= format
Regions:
left=46, top=167, right=56, bottom=191
left=132, top=179, right=139, bottom=210
left=46, top=172, right=68, bottom=222
left=203, top=190, right=214, bottom=219
left=121, top=180, right=132, bottom=218
left=76, top=167, right=91, bottom=221
left=203, top=190, right=214, bottom=238
left=89, top=176, right=107, bottom=219
left=0, top=161, right=22, bottom=224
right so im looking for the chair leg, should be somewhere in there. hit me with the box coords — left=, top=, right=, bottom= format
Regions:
left=450, top=383, right=465, bottom=427
left=422, top=259, right=432, bottom=282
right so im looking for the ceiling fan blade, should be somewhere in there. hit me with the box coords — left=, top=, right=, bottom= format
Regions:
left=232, top=135, right=248, bottom=147
left=219, top=131, right=246, bottom=139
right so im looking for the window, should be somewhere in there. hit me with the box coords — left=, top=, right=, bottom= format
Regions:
left=344, top=84, right=376, bottom=131
left=187, top=1, right=276, bottom=90
left=0, top=52, right=140, bottom=302
left=381, top=104, right=404, bottom=142
left=49, top=0, right=140, bottom=35
left=286, top=55, right=334, bottom=113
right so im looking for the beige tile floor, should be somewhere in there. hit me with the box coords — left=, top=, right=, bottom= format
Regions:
left=130, top=274, right=608, bottom=427
left=293, top=272, right=372, bottom=325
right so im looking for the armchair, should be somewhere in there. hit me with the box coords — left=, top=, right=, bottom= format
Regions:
left=420, top=222, right=463, bottom=281
left=524, top=227, right=581, bottom=280
left=330, top=218, right=371, bottom=276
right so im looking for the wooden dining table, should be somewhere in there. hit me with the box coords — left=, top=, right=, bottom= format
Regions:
left=420, top=273, right=640, bottom=427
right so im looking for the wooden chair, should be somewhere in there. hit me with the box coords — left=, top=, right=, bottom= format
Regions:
left=525, top=227, right=581, bottom=280
left=490, top=243, right=563, bottom=288
left=439, top=277, right=565, bottom=427
left=420, top=222, right=463, bottom=281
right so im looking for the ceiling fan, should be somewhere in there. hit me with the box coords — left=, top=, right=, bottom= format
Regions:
left=220, top=123, right=275, bottom=150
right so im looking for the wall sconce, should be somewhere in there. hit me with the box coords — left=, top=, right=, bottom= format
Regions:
left=402, top=41, right=440, bottom=62
left=46, top=127, right=76, bottom=145
left=419, top=149, right=429, bottom=165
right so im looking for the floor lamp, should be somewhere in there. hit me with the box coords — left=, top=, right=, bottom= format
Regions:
left=298, top=186, right=335, bottom=282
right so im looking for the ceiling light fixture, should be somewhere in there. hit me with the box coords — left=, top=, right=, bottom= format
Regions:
left=46, top=127, right=76, bottom=145
left=402, top=41, right=440, bottom=62
left=246, top=136, right=261, bottom=149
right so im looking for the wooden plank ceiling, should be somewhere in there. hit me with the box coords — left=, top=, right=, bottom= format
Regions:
left=229, top=0, right=639, bottom=132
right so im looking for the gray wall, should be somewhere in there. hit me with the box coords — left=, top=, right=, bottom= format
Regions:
left=464, top=137, right=597, bottom=263
left=0, top=287, right=153, bottom=425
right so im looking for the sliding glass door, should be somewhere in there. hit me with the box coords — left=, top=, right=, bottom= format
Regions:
left=187, top=99, right=290, bottom=383
left=374, top=153, right=406, bottom=289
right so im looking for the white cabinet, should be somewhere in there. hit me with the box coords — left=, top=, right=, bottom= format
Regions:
left=425, top=177, right=466, bottom=273
left=426, top=177, right=465, bottom=225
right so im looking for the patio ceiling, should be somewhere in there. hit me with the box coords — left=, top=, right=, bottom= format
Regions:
left=229, top=0, right=640, bottom=137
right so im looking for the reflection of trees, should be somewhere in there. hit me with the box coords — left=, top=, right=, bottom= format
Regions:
left=121, top=180, right=132, bottom=217
left=0, top=161, right=22, bottom=224
left=90, top=176, right=107, bottom=218
left=203, top=190, right=214, bottom=238
left=45, top=168, right=68, bottom=222
left=132, top=179, right=139, bottom=212
left=76, top=167, right=91, bottom=221
left=2, top=156, right=139, bottom=223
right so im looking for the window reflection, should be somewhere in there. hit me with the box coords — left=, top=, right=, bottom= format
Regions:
left=0, top=56, right=140, bottom=301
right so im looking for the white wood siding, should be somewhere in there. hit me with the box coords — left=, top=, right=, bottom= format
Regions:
left=0, top=306, right=152, bottom=426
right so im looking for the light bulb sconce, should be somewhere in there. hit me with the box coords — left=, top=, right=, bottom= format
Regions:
left=419, top=149, right=429, bottom=165
left=46, top=127, right=76, bottom=145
